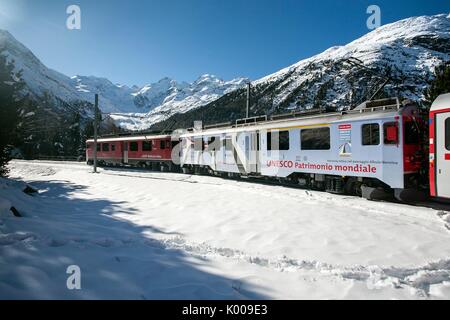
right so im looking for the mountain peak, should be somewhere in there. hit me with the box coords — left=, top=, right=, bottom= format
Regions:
left=158, top=76, right=174, bottom=83
left=197, top=74, right=220, bottom=80
left=0, top=28, right=34, bottom=58
left=193, top=74, right=223, bottom=87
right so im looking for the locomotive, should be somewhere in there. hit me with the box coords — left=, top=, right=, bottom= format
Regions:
left=86, top=94, right=450, bottom=201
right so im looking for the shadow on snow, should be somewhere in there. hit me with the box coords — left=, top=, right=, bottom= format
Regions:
left=0, top=179, right=270, bottom=300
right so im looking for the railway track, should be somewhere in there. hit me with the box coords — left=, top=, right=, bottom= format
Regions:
left=10, top=160, right=450, bottom=212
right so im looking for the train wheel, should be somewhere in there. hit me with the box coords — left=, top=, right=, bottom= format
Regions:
left=361, top=185, right=393, bottom=201
left=345, top=178, right=363, bottom=196
left=394, top=188, right=427, bottom=202
left=182, top=167, right=190, bottom=174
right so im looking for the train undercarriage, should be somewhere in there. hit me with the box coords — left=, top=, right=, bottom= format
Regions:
left=87, top=158, right=428, bottom=202
left=150, top=162, right=428, bottom=202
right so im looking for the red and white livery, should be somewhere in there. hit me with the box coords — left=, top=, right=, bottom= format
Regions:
left=86, top=134, right=176, bottom=171
left=179, top=98, right=425, bottom=198
left=429, top=93, right=450, bottom=199
left=86, top=95, right=450, bottom=201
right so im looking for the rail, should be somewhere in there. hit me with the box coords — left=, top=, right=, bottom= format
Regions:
left=204, top=121, right=233, bottom=129
left=31, top=156, right=84, bottom=161
left=235, top=115, right=268, bottom=127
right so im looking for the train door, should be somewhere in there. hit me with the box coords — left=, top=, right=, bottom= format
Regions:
left=179, top=137, right=193, bottom=165
left=123, top=142, right=129, bottom=164
left=245, top=131, right=259, bottom=174
left=240, top=131, right=259, bottom=174
left=436, top=112, right=450, bottom=198
left=255, top=131, right=260, bottom=173
left=218, top=134, right=225, bottom=165
left=244, top=134, right=250, bottom=166
left=208, top=136, right=217, bottom=171
left=224, top=135, right=233, bottom=165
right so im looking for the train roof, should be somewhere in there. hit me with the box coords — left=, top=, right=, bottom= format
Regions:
left=181, top=97, right=407, bottom=137
left=86, top=134, right=171, bottom=143
left=430, top=93, right=450, bottom=112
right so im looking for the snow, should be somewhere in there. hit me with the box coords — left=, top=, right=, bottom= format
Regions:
left=0, top=197, right=11, bottom=218
left=1, top=160, right=450, bottom=299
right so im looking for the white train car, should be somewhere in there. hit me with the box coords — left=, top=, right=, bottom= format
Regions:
left=429, top=93, right=450, bottom=199
left=179, top=98, right=424, bottom=198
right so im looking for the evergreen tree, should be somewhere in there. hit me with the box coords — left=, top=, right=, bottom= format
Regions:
left=423, top=61, right=450, bottom=109
left=0, top=55, right=24, bottom=175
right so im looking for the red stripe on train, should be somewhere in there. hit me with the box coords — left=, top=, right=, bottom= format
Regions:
left=429, top=116, right=436, bottom=197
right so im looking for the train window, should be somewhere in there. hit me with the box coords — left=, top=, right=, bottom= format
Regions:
left=208, top=137, right=216, bottom=145
left=404, top=121, right=420, bottom=145
left=160, top=140, right=166, bottom=149
left=383, top=122, right=399, bottom=145
left=362, top=123, right=380, bottom=145
left=279, top=131, right=289, bottom=150
left=446, top=118, right=450, bottom=151
left=96, top=144, right=101, bottom=152
left=130, top=141, right=139, bottom=152
left=208, top=137, right=214, bottom=150
left=111, top=144, right=116, bottom=152
left=143, top=141, right=152, bottom=151
left=194, top=138, right=203, bottom=151
left=207, top=136, right=219, bottom=151
left=267, top=131, right=290, bottom=150
left=102, top=143, right=109, bottom=152
left=224, top=138, right=233, bottom=151
left=301, top=127, right=330, bottom=150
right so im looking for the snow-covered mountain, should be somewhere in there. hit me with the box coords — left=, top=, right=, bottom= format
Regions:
left=0, top=29, right=247, bottom=118
left=70, top=75, right=137, bottom=113
left=0, top=30, right=86, bottom=107
left=151, top=13, right=450, bottom=131
left=1, top=13, right=448, bottom=133
left=71, top=73, right=248, bottom=119
left=250, top=13, right=450, bottom=112
left=110, top=74, right=248, bottom=130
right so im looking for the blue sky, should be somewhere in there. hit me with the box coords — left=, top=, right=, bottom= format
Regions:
left=0, top=0, right=448, bottom=86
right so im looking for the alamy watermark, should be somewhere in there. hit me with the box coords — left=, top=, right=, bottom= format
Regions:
left=66, top=5, right=81, bottom=30
left=66, top=265, right=81, bottom=290
left=366, top=5, right=381, bottom=30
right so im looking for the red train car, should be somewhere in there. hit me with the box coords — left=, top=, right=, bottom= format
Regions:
left=86, top=134, right=177, bottom=171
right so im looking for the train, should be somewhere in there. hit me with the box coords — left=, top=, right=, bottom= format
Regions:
left=86, top=94, right=450, bottom=202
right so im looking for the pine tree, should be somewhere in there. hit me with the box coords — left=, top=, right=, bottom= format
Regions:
left=423, top=61, right=450, bottom=109
left=0, top=55, right=24, bottom=176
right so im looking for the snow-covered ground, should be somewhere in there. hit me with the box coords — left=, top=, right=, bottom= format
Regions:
left=1, top=160, right=450, bottom=299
